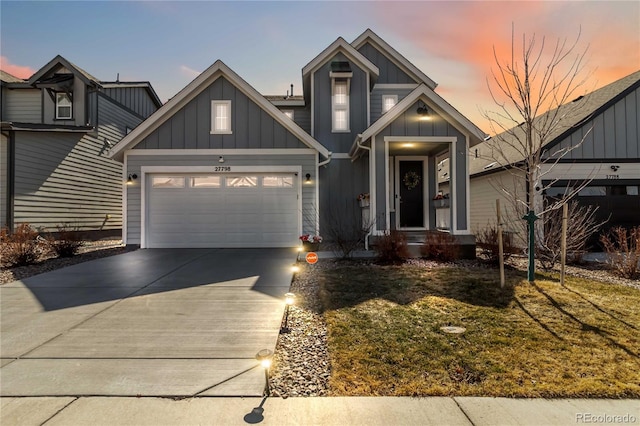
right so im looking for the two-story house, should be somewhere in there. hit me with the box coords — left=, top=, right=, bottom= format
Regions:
left=108, top=29, right=487, bottom=255
left=1, top=56, right=161, bottom=236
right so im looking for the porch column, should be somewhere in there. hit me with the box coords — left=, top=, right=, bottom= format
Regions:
left=427, top=155, right=436, bottom=229
left=453, top=137, right=469, bottom=233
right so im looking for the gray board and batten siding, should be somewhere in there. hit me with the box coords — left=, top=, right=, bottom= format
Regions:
left=312, top=52, right=369, bottom=153
left=370, top=87, right=415, bottom=124
left=124, top=154, right=318, bottom=245
left=291, top=106, right=311, bottom=134
left=318, top=156, right=370, bottom=237
left=374, top=100, right=469, bottom=232
left=133, top=76, right=308, bottom=151
left=102, top=86, right=160, bottom=119
left=547, top=85, right=640, bottom=160
left=357, top=42, right=417, bottom=85
left=42, top=73, right=88, bottom=127
left=11, top=95, right=143, bottom=231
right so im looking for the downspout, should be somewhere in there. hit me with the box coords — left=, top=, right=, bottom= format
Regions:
left=318, top=151, right=332, bottom=167
left=2, top=129, right=15, bottom=230
left=355, top=134, right=373, bottom=250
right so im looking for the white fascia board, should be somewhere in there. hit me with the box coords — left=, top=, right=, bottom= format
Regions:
left=351, top=29, right=437, bottom=90
left=109, top=60, right=330, bottom=161
left=125, top=148, right=316, bottom=156
left=373, top=84, right=418, bottom=90
left=141, top=165, right=302, bottom=174
left=350, top=84, right=488, bottom=156
left=302, top=37, right=379, bottom=80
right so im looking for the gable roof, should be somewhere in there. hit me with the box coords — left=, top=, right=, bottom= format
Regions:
left=0, top=70, right=25, bottom=83
left=108, top=60, right=329, bottom=162
left=350, top=83, right=488, bottom=156
left=28, top=55, right=100, bottom=87
left=301, top=37, right=379, bottom=99
left=469, top=70, right=640, bottom=177
left=351, top=29, right=437, bottom=90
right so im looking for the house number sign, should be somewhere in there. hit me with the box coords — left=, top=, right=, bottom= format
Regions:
left=214, top=166, right=232, bottom=172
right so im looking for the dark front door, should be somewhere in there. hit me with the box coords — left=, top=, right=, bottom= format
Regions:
left=399, top=160, right=424, bottom=228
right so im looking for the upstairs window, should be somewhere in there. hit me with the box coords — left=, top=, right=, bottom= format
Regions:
left=56, top=93, right=72, bottom=119
left=382, top=95, right=398, bottom=113
left=211, top=100, right=232, bottom=134
left=332, top=79, right=350, bottom=132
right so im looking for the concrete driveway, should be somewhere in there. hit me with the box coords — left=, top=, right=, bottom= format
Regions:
left=0, top=248, right=296, bottom=397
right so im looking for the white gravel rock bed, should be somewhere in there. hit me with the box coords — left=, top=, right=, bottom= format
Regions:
left=270, top=262, right=332, bottom=398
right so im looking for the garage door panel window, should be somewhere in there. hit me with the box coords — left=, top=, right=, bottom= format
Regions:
left=226, top=176, right=258, bottom=187
left=191, top=176, right=221, bottom=188
left=263, top=176, right=294, bottom=187
left=152, top=177, right=185, bottom=188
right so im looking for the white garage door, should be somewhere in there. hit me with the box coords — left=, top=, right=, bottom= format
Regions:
left=147, top=173, right=298, bottom=248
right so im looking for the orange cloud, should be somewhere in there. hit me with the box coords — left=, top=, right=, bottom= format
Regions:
left=370, top=1, right=639, bottom=133
left=0, top=56, right=35, bottom=79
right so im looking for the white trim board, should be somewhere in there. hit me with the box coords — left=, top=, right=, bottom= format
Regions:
left=125, top=149, right=317, bottom=156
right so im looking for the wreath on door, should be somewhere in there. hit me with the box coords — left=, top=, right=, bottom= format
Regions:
left=403, top=171, right=420, bottom=190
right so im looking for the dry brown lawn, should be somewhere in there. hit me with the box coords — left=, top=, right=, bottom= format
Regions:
left=319, top=263, right=640, bottom=397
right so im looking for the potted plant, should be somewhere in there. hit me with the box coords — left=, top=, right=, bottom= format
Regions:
left=357, top=193, right=370, bottom=208
left=300, top=234, right=323, bottom=252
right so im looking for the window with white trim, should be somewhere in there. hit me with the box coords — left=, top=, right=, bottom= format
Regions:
left=263, top=176, right=294, bottom=187
left=152, top=176, right=185, bottom=188
left=191, top=176, right=221, bottom=188
left=332, top=79, right=349, bottom=132
left=226, top=176, right=257, bottom=187
left=211, top=100, right=232, bottom=134
left=382, top=95, right=398, bottom=113
left=56, top=93, right=72, bottom=119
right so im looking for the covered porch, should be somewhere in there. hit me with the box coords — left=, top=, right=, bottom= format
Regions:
left=384, top=136, right=457, bottom=233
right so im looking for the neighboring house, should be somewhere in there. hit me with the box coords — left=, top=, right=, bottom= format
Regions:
left=1, top=56, right=162, bottom=236
left=108, top=29, right=486, bottom=255
left=466, top=70, right=640, bottom=246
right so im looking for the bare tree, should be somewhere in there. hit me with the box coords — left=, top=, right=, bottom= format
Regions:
left=481, top=26, right=594, bottom=282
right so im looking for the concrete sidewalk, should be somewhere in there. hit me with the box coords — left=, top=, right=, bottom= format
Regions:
left=1, top=396, right=637, bottom=426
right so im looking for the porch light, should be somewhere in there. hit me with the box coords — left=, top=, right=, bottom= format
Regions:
left=402, top=143, right=414, bottom=148
left=291, top=265, right=300, bottom=273
left=305, top=173, right=311, bottom=184
left=417, top=101, right=431, bottom=120
left=255, top=349, right=274, bottom=396
left=126, top=173, right=137, bottom=185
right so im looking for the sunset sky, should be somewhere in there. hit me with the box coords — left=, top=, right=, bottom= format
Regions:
left=1, top=1, right=638, bottom=133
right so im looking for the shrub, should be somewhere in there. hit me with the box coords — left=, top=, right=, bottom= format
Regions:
left=600, top=226, right=640, bottom=279
left=536, top=202, right=605, bottom=271
left=375, top=230, right=409, bottom=264
left=45, top=224, right=85, bottom=258
left=476, top=223, right=519, bottom=264
left=420, top=230, right=459, bottom=262
left=0, top=223, right=46, bottom=267
left=309, top=201, right=374, bottom=259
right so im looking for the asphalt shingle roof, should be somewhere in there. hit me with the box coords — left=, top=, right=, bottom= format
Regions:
left=470, top=70, right=640, bottom=176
